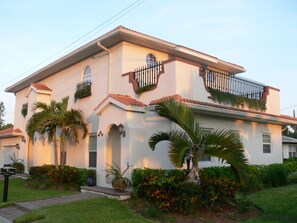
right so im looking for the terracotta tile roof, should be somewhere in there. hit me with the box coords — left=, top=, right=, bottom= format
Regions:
left=94, top=94, right=147, bottom=111
left=0, top=127, right=22, bottom=136
left=150, top=94, right=297, bottom=123
left=109, top=94, right=147, bottom=106
left=32, top=83, right=52, bottom=91
left=150, top=95, right=183, bottom=105
left=280, top=114, right=297, bottom=121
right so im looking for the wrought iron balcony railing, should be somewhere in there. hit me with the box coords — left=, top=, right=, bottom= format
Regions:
left=201, top=66, right=265, bottom=100
left=134, top=61, right=163, bottom=89
left=74, top=80, right=92, bottom=100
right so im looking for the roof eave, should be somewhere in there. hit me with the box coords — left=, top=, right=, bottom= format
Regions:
left=0, top=133, right=22, bottom=139
left=187, top=103, right=297, bottom=125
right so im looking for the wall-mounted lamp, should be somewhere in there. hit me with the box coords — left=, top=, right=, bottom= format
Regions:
left=117, top=124, right=126, bottom=137
left=21, top=136, right=26, bottom=143
left=15, top=143, right=20, bottom=150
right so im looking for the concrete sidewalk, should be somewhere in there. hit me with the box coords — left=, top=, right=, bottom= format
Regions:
left=0, top=192, right=104, bottom=222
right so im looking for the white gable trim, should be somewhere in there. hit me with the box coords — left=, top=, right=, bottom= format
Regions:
left=25, top=85, right=52, bottom=98
left=94, top=97, right=146, bottom=115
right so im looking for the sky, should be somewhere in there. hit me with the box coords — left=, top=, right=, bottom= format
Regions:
left=0, top=0, right=296, bottom=124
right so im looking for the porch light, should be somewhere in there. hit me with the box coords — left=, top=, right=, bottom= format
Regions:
left=117, top=124, right=126, bottom=137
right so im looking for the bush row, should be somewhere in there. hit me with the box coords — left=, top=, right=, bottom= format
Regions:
left=201, top=160, right=297, bottom=191
left=132, top=159, right=297, bottom=214
left=28, top=165, right=96, bottom=190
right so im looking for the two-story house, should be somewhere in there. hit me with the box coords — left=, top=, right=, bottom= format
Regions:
left=2, top=26, right=297, bottom=187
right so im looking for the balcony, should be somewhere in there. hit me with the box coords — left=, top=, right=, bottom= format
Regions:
left=74, top=80, right=92, bottom=100
left=201, top=66, right=266, bottom=110
left=134, top=61, right=163, bottom=94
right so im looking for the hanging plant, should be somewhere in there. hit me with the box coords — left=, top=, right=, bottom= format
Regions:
left=209, top=88, right=266, bottom=111
left=21, top=104, right=28, bottom=117
left=74, top=84, right=91, bottom=100
left=136, top=84, right=156, bottom=95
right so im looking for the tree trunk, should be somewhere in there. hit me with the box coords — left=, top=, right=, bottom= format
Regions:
left=185, top=157, right=200, bottom=184
left=53, top=135, right=58, bottom=169
left=60, top=134, right=66, bottom=168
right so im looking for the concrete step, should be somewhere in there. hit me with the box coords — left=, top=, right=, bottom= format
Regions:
left=80, top=186, right=132, bottom=200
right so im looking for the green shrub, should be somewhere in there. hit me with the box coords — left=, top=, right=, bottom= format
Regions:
left=284, top=157, right=297, bottom=163
left=283, top=159, right=297, bottom=174
left=173, top=182, right=201, bottom=214
left=261, top=164, right=288, bottom=187
left=132, top=168, right=186, bottom=198
left=200, top=166, right=237, bottom=179
left=28, top=165, right=95, bottom=190
left=132, top=168, right=198, bottom=213
left=287, top=171, right=297, bottom=183
left=12, top=162, right=25, bottom=173
left=29, top=165, right=56, bottom=178
left=241, top=165, right=263, bottom=192
left=200, top=175, right=240, bottom=212
left=132, top=168, right=239, bottom=214
left=234, top=193, right=251, bottom=213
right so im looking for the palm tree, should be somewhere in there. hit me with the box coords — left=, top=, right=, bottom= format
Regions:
left=26, top=96, right=88, bottom=168
left=148, top=99, right=249, bottom=184
left=26, top=100, right=60, bottom=169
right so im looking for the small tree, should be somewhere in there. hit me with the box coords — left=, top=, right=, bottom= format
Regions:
left=0, top=101, right=5, bottom=129
left=283, top=125, right=297, bottom=139
left=149, top=99, right=249, bottom=184
left=26, top=96, right=88, bottom=168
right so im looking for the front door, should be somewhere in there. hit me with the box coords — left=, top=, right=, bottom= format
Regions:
left=106, top=124, right=121, bottom=183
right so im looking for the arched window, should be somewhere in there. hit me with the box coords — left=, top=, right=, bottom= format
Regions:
left=83, top=66, right=91, bottom=83
left=146, top=53, right=157, bottom=67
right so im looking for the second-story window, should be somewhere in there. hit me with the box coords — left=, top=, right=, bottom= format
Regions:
left=146, top=53, right=157, bottom=67
left=83, top=65, right=91, bottom=83
left=74, top=65, right=92, bottom=100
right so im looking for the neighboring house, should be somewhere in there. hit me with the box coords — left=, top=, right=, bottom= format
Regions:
left=2, top=26, right=297, bottom=187
left=0, top=127, right=22, bottom=166
left=282, top=135, right=297, bottom=159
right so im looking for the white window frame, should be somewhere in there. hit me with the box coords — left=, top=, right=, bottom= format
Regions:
left=88, top=133, right=97, bottom=168
left=289, top=145, right=297, bottom=158
left=262, top=133, right=272, bottom=154
left=82, top=65, right=91, bottom=83
left=146, top=53, right=157, bottom=67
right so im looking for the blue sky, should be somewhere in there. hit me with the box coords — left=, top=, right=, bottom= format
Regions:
left=1, top=0, right=296, bottom=124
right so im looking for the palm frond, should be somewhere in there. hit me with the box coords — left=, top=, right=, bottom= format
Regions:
left=148, top=130, right=189, bottom=150
left=155, top=100, right=200, bottom=143
left=169, top=136, right=192, bottom=167
left=203, top=129, right=249, bottom=183
left=149, top=132, right=171, bottom=150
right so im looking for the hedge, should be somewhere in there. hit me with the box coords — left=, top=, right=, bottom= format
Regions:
left=132, top=159, right=297, bottom=214
left=28, top=165, right=96, bottom=190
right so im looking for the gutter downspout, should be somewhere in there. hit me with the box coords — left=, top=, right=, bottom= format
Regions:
left=97, top=42, right=112, bottom=94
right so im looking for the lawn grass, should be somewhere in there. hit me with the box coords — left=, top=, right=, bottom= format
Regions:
left=244, top=184, right=297, bottom=223
left=0, top=177, right=76, bottom=208
left=15, top=197, right=155, bottom=223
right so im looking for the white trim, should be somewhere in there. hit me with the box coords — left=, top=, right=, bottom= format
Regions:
left=262, top=133, right=272, bottom=154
